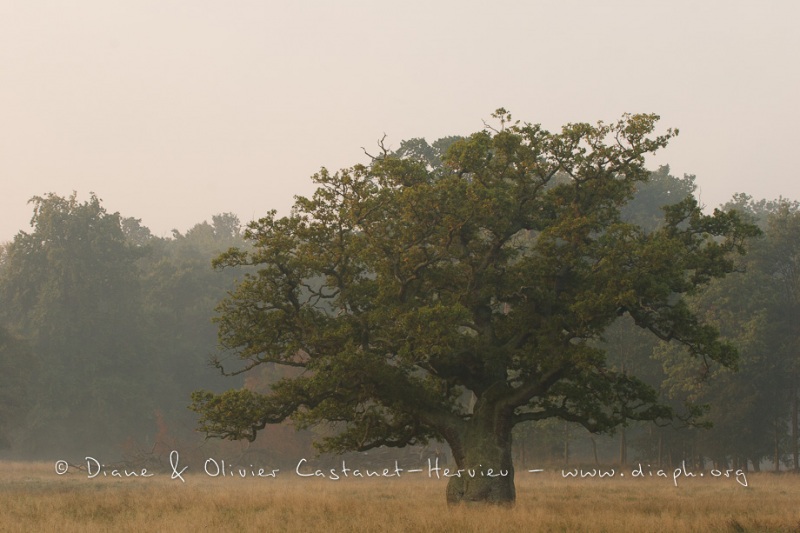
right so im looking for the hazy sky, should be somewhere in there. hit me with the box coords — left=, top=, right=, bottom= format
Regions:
left=2, top=1, right=798, bottom=243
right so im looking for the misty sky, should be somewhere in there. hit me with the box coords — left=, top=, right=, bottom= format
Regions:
left=2, top=1, right=798, bottom=243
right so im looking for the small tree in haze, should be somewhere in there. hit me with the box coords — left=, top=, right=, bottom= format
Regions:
left=191, top=111, right=758, bottom=505
left=673, top=198, right=800, bottom=470
left=0, top=193, right=153, bottom=456
left=0, top=325, right=34, bottom=448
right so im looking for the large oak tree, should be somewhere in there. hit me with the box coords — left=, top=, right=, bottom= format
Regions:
left=191, top=111, right=758, bottom=504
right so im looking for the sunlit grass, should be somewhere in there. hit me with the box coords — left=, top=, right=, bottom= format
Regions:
left=1, top=461, right=798, bottom=532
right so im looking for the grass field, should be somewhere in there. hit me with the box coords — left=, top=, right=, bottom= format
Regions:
left=1, top=460, right=798, bottom=532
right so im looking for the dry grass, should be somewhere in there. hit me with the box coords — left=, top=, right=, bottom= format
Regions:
left=1, top=460, right=799, bottom=532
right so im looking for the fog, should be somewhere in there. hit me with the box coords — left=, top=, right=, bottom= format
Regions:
left=2, top=0, right=799, bottom=477
left=2, top=1, right=798, bottom=243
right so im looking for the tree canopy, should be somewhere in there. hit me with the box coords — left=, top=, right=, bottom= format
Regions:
left=670, top=198, right=800, bottom=470
left=0, top=192, right=150, bottom=455
left=0, top=193, right=248, bottom=458
left=191, top=110, right=759, bottom=504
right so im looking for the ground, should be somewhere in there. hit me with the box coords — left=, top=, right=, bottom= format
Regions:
left=0, top=460, right=798, bottom=532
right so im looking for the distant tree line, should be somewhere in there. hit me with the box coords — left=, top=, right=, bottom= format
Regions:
left=0, top=193, right=251, bottom=459
left=0, top=170, right=798, bottom=473
left=514, top=183, right=800, bottom=473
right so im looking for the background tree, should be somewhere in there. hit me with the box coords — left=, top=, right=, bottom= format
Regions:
left=606, top=166, right=700, bottom=465
left=137, top=214, right=249, bottom=432
left=681, top=198, right=800, bottom=471
left=187, top=110, right=756, bottom=505
left=758, top=203, right=800, bottom=470
left=390, top=136, right=463, bottom=170
left=0, top=325, right=35, bottom=449
left=0, top=193, right=313, bottom=462
left=0, top=193, right=154, bottom=456
left=513, top=167, right=701, bottom=467
left=632, top=196, right=800, bottom=473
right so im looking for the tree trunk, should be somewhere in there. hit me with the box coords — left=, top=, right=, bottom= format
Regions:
left=792, top=383, right=798, bottom=471
left=775, top=417, right=781, bottom=472
left=444, top=402, right=515, bottom=506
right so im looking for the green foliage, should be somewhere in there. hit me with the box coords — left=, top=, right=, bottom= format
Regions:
left=621, top=165, right=697, bottom=233
left=391, top=136, right=464, bottom=170
left=191, top=109, right=758, bottom=497
left=0, top=192, right=152, bottom=455
left=139, top=213, right=249, bottom=414
left=0, top=326, right=35, bottom=448
left=667, top=198, right=800, bottom=468
left=0, top=193, right=248, bottom=458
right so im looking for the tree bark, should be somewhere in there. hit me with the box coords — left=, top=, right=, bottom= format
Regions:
left=444, top=401, right=516, bottom=506
left=774, top=417, right=781, bottom=472
left=792, top=383, right=798, bottom=471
